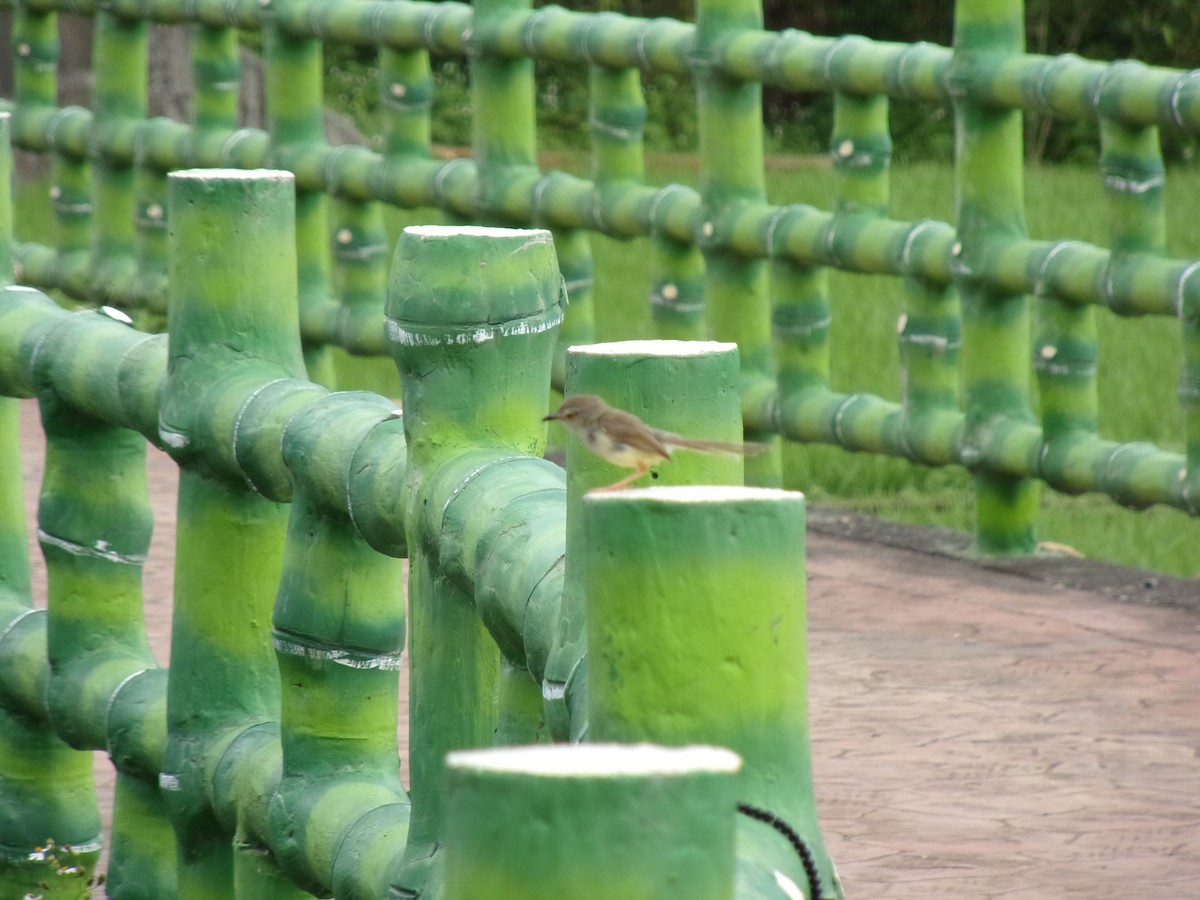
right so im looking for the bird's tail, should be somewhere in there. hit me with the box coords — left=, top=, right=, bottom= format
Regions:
left=659, top=434, right=770, bottom=457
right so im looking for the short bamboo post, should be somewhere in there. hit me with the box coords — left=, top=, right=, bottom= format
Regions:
left=36, top=388, right=172, bottom=896
left=443, top=744, right=742, bottom=900
left=542, top=340, right=745, bottom=740
left=695, top=0, right=779, bottom=485
left=951, top=0, right=1040, bottom=554
left=585, top=486, right=841, bottom=900
left=386, top=224, right=565, bottom=894
left=160, top=170, right=307, bottom=897
left=0, top=112, right=99, bottom=900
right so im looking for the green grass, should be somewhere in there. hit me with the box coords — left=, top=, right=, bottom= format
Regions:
left=13, top=160, right=1200, bottom=577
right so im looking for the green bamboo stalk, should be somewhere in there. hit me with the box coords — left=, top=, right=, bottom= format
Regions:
left=584, top=486, right=841, bottom=899
left=1034, top=120, right=1163, bottom=492
left=443, top=744, right=742, bottom=900
left=269, top=391, right=408, bottom=897
left=831, top=91, right=890, bottom=217
left=591, top=64, right=706, bottom=340
left=263, top=0, right=336, bottom=386
left=37, top=395, right=154, bottom=751
left=133, top=159, right=170, bottom=317
left=542, top=340, right=745, bottom=742
left=474, top=0, right=594, bottom=387
left=0, top=113, right=10, bottom=284
left=35, top=383, right=177, bottom=900
left=160, top=169, right=306, bottom=898
left=386, top=224, right=565, bottom=897
left=0, top=705, right=101, bottom=899
left=12, top=6, right=92, bottom=297
left=193, top=25, right=240, bottom=132
left=695, top=0, right=779, bottom=484
left=107, top=769, right=178, bottom=897
left=380, top=45, right=433, bottom=159
left=329, top=197, right=390, bottom=355
left=0, top=114, right=86, bottom=892
left=951, top=0, right=1040, bottom=554
left=89, top=11, right=147, bottom=306
left=1, top=122, right=107, bottom=891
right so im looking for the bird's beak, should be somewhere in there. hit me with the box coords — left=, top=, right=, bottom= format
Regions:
left=542, top=413, right=559, bottom=422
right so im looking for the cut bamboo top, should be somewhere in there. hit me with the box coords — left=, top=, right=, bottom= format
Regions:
left=446, top=743, right=742, bottom=777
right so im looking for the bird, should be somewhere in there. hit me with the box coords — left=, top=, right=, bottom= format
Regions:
left=543, top=394, right=767, bottom=491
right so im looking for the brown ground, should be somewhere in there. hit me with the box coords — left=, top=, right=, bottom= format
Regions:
left=16, top=398, right=1200, bottom=899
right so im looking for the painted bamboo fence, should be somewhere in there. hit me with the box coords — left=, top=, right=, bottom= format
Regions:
left=3, top=0, right=1200, bottom=552
left=1, top=0, right=1199, bottom=895
left=0, top=143, right=838, bottom=896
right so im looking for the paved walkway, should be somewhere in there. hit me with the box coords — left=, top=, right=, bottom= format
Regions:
left=15, top=399, right=1200, bottom=899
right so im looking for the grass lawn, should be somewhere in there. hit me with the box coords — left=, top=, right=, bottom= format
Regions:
left=13, top=158, right=1200, bottom=577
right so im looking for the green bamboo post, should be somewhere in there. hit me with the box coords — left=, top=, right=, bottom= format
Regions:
left=473, top=0, right=594, bottom=390
left=386, top=225, right=566, bottom=896
left=88, top=10, right=146, bottom=306
left=380, top=45, right=433, bottom=160
left=589, top=63, right=706, bottom=341
left=951, top=0, right=1040, bottom=554
left=11, top=4, right=91, bottom=297
left=160, top=169, right=307, bottom=897
left=269, top=392, right=409, bottom=898
left=443, top=744, right=742, bottom=900
left=263, top=0, right=337, bottom=387
left=1, top=110, right=95, bottom=900
left=36, top=389, right=177, bottom=899
left=542, top=340, right=745, bottom=741
left=330, top=197, right=390, bottom=356
left=0, top=113, right=10, bottom=282
left=833, top=89, right=962, bottom=462
left=585, top=486, right=841, bottom=899
left=695, top=0, right=779, bottom=485
left=1035, top=119, right=1164, bottom=493
left=772, top=206, right=834, bottom=452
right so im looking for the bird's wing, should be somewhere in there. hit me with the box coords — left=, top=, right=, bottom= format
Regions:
left=603, top=408, right=673, bottom=460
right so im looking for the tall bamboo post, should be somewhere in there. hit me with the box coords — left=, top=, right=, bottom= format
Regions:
left=1, top=111, right=91, bottom=900
left=443, top=744, right=742, bottom=900
left=89, top=10, right=146, bottom=306
left=386, top=224, right=565, bottom=896
left=951, top=0, right=1039, bottom=554
left=695, top=0, right=778, bottom=485
left=1036, top=118, right=1165, bottom=493
left=542, top=340, right=745, bottom=741
left=159, top=170, right=306, bottom=897
left=11, top=3, right=92, bottom=298
left=262, top=0, right=336, bottom=386
left=584, top=485, right=841, bottom=899
left=472, top=0, right=594, bottom=391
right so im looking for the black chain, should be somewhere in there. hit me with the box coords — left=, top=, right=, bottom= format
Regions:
left=736, top=802, right=824, bottom=900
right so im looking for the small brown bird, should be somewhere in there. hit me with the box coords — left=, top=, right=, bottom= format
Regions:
left=543, top=394, right=766, bottom=491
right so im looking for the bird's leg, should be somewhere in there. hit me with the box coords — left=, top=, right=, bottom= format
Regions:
left=593, top=462, right=652, bottom=492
